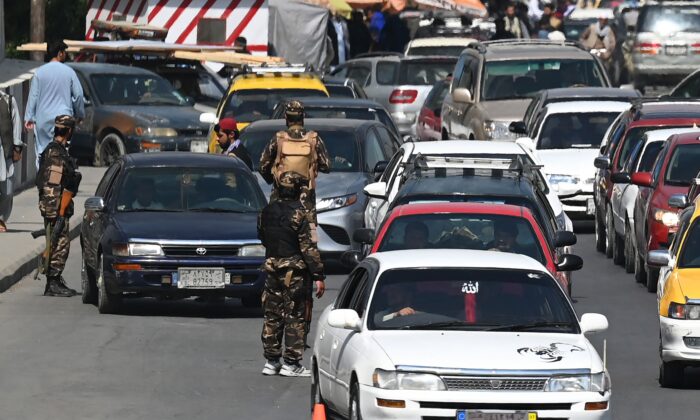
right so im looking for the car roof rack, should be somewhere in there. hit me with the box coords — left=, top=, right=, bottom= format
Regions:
left=480, top=39, right=587, bottom=51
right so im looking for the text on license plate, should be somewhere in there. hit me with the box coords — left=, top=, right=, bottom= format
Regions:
left=456, top=412, right=536, bottom=420
left=177, top=267, right=225, bottom=289
left=190, top=139, right=209, bottom=153
left=666, top=46, right=687, bottom=55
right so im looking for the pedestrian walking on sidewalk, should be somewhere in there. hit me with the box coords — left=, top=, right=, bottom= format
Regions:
left=36, top=115, right=81, bottom=297
left=24, top=41, right=85, bottom=169
left=0, top=91, right=24, bottom=233
left=258, top=173, right=325, bottom=377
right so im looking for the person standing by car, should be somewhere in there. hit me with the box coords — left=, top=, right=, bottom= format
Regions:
left=216, top=117, right=253, bottom=170
left=503, top=2, right=530, bottom=39
left=0, top=91, right=23, bottom=233
left=258, top=174, right=325, bottom=377
left=580, top=15, right=616, bottom=65
left=36, top=115, right=81, bottom=297
left=24, top=41, right=84, bottom=169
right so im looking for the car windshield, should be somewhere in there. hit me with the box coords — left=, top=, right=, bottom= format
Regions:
left=116, top=167, right=265, bottom=213
left=241, top=128, right=360, bottom=172
left=398, top=60, right=456, bottom=85
left=482, top=59, right=606, bottom=100
left=406, top=46, right=467, bottom=56
left=679, top=220, right=700, bottom=268
left=377, top=214, right=546, bottom=265
left=638, top=6, right=700, bottom=33
left=538, top=112, right=619, bottom=149
left=91, top=74, right=187, bottom=106
left=665, top=144, right=700, bottom=186
left=367, top=268, right=577, bottom=332
left=162, top=71, right=225, bottom=104
left=222, top=89, right=327, bottom=123
left=636, top=141, right=665, bottom=172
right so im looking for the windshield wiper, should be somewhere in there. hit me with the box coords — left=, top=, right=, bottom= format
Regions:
left=484, top=321, right=575, bottom=332
left=399, top=321, right=491, bottom=330
left=120, top=208, right=181, bottom=212
left=189, top=207, right=248, bottom=213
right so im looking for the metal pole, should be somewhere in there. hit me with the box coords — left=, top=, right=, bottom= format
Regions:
left=30, top=0, right=45, bottom=62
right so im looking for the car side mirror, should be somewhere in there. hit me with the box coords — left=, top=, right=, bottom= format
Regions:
left=452, top=87, right=473, bottom=104
left=199, top=112, right=218, bottom=124
left=340, top=250, right=364, bottom=268
left=84, top=196, right=105, bottom=212
left=610, top=172, right=631, bottom=184
left=594, top=155, right=610, bottom=169
left=402, top=135, right=415, bottom=143
left=373, top=160, right=389, bottom=177
left=554, top=230, right=577, bottom=248
left=509, top=121, right=528, bottom=135
left=668, top=194, right=688, bottom=209
left=630, top=171, right=652, bottom=187
left=556, top=254, right=583, bottom=272
left=364, top=181, right=387, bottom=199
left=647, top=249, right=671, bottom=267
left=83, top=96, right=92, bottom=106
left=579, top=313, right=608, bottom=334
left=327, top=309, right=362, bottom=331
left=353, top=228, right=375, bottom=245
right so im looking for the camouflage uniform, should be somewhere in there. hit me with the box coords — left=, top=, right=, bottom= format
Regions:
left=258, top=175, right=324, bottom=365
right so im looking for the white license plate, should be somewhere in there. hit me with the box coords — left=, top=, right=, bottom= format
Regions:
left=177, top=267, right=225, bottom=289
left=190, top=139, right=209, bottom=153
left=456, top=412, right=535, bottom=420
left=587, top=198, right=596, bottom=215
left=666, top=46, right=687, bottom=56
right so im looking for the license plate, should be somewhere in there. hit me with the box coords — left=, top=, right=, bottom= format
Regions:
left=177, top=267, right=225, bottom=289
left=190, top=139, right=209, bottom=153
left=666, top=45, right=687, bottom=56
left=456, top=412, right=535, bottom=420
left=586, top=198, right=596, bottom=215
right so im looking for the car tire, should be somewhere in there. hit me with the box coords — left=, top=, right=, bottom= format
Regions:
left=613, top=230, right=625, bottom=266
left=348, top=379, right=363, bottom=420
left=624, top=222, right=635, bottom=273
left=659, top=361, right=684, bottom=388
left=635, top=251, right=647, bottom=284
left=241, top=294, right=262, bottom=308
left=97, top=255, right=121, bottom=314
left=646, top=264, right=658, bottom=293
left=605, top=207, right=615, bottom=259
left=81, top=256, right=97, bottom=304
left=94, top=132, right=125, bottom=167
left=310, top=360, right=325, bottom=413
left=595, top=209, right=606, bottom=253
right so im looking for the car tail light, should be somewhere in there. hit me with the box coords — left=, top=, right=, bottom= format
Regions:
left=390, top=89, right=418, bottom=104
left=692, top=43, right=700, bottom=54
left=635, top=42, right=661, bottom=55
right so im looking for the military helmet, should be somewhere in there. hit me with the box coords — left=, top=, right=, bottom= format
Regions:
left=284, top=100, right=304, bottom=122
left=54, top=115, right=76, bottom=129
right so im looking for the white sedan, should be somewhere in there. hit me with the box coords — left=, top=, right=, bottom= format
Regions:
left=311, top=249, right=611, bottom=420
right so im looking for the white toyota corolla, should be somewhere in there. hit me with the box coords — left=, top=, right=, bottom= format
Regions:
left=312, top=249, right=611, bottom=420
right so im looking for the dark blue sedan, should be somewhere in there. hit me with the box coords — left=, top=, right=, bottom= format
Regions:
left=80, top=152, right=267, bottom=314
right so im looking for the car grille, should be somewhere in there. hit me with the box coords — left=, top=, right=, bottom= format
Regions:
left=418, top=402, right=572, bottom=411
left=161, top=245, right=240, bottom=257
left=178, top=128, right=207, bottom=137
left=319, top=224, right=350, bottom=245
left=441, top=376, right=548, bottom=391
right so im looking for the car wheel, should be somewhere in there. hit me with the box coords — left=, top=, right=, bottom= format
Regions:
left=613, top=230, right=625, bottom=266
left=81, top=256, right=97, bottom=304
left=659, top=361, right=684, bottom=388
left=635, top=252, right=647, bottom=284
left=605, top=207, right=615, bottom=259
left=97, top=255, right=121, bottom=314
left=595, top=209, right=606, bottom=253
left=624, top=222, right=635, bottom=273
left=241, top=294, right=262, bottom=308
left=646, top=264, right=658, bottom=293
left=310, top=360, right=325, bottom=413
left=348, top=380, right=362, bottom=420
left=94, top=132, right=125, bottom=167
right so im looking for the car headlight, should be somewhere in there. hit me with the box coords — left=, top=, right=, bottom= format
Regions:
left=668, top=302, right=700, bottom=320
left=548, top=174, right=580, bottom=186
left=238, top=244, right=265, bottom=257
left=135, top=127, right=178, bottom=137
left=653, top=208, right=679, bottom=227
left=113, top=243, right=164, bottom=256
left=392, top=111, right=417, bottom=124
left=316, top=193, right=358, bottom=213
left=483, top=120, right=515, bottom=139
left=373, top=369, right=446, bottom=391
left=546, top=372, right=610, bottom=393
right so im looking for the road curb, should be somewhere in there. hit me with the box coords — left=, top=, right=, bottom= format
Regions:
left=0, top=222, right=82, bottom=293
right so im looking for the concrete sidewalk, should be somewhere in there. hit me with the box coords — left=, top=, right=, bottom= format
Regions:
left=0, top=167, right=106, bottom=292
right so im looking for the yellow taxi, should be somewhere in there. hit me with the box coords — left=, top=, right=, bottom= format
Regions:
left=203, top=71, right=328, bottom=153
left=653, top=194, right=700, bottom=387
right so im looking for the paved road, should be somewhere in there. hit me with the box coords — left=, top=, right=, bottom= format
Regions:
left=1, top=232, right=698, bottom=419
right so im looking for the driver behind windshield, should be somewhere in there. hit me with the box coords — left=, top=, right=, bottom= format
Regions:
left=488, top=220, right=531, bottom=257
left=404, top=221, right=430, bottom=249
left=373, top=283, right=417, bottom=324
left=132, top=178, right=163, bottom=210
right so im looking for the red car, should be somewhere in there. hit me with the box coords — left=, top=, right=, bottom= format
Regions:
left=632, top=131, right=700, bottom=292
left=352, top=202, right=582, bottom=295
left=416, top=79, right=450, bottom=142
left=594, top=101, right=700, bottom=255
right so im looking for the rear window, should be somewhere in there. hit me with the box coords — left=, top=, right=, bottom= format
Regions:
left=398, top=60, right=456, bottom=85
left=222, top=88, right=327, bottom=123
left=538, top=112, right=619, bottom=149
left=665, top=144, right=700, bottom=186
left=325, top=85, right=356, bottom=98
left=638, top=6, right=700, bottom=33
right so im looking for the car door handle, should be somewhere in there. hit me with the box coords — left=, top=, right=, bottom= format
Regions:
left=332, top=339, right=339, bottom=350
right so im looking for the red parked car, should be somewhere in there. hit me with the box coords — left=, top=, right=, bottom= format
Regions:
left=593, top=101, right=700, bottom=256
left=416, top=79, right=450, bottom=141
left=349, top=202, right=582, bottom=295
left=632, top=131, right=700, bottom=292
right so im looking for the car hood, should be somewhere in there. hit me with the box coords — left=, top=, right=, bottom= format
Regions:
left=372, top=330, right=596, bottom=371
left=112, top=211, right=259, bottom=241
left=537, top=149, right=599, bottom=181
left=253, top=172, right=369, bottom=200
left=480, top=99, right=532, bottom=122
left=103, top=105, right=206, bottom=130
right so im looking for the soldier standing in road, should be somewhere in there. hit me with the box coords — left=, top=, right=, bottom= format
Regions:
left=258, top=173, right=325, bottom=377
left=36, top=115, right=81, bottom=297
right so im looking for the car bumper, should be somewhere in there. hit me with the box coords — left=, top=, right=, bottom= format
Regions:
left=104, top=255, right=265, bottom=297
left=317, top=199, right=365, bottom=256
left=358, top=384, right=611, bottom=420
left=555, top=185, right=594, bottom=219
left=660, top=316, right=700, bottom=363
left=125, top=136, right=209, bottom=154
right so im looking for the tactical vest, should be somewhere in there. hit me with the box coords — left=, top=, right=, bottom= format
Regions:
left=260, top=201, right=302, bottom=259
left=0, top=94, right=14, bottom=160
left=272, top=130, right=319, bottom=188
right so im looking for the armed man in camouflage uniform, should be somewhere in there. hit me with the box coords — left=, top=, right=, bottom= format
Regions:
left=258, top=173, right=325, bottom=377
left=259, top=100, right=331, bottom=226
left=37, top=115, right=81, bottom=297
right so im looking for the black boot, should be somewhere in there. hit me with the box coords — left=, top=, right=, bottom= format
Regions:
left=57, top=276, right=78, bottom=296
left=44, top=276, right=74, bottom=297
